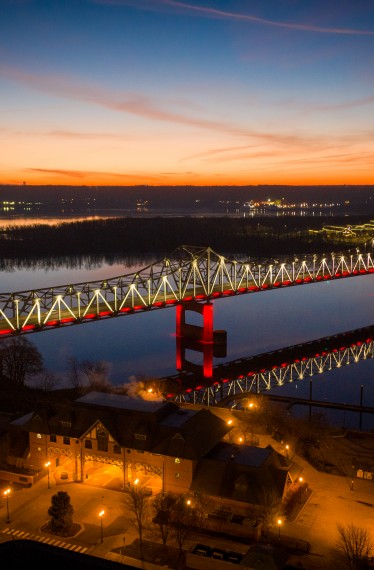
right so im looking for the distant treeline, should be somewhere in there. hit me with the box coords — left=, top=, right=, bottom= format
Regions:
left=1, top=183, right=374, bottom=212
left=0, top=215, right=372, bottom=262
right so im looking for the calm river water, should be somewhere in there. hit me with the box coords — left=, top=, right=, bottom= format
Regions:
left=0, top=253, right=373, bottom=430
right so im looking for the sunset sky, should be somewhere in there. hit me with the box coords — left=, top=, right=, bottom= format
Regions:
left=1, top=0, right=374, bottom=186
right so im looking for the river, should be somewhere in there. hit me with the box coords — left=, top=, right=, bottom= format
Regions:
left=0, top=251, right=373, bottom=430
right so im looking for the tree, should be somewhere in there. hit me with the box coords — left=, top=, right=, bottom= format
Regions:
left=47, top=491, right=74, bottom=535
left=124, top=483, right=152, bottom=556
left=255, top=487, right=284, bottom=532
left=336, top=522, right=373, bottom=569
left=152, top=492, right=175, bottom=549
left=170, top=496, right=198, bottom=555
left=80, top=359, right=111, bottom=390
left=0, top=336, right=43, bottom=387
left=66, top=356, right=82, bottom=390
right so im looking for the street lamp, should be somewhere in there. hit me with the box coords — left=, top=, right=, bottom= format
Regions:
left=99, top=510, right=105, bottom=543
left=277, top=519, right=282, bottom=540
left=3, top=488, right=11, bottom=524
left=45, top=461, right=51, bottom=488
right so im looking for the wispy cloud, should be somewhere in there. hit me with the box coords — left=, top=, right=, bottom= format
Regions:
left=24, top=167, right=161, bottom=180
left=315, top=95, right=374, bottom=111
left=0, top=64, right=307, bottom=146
left=93, top=0, right=374, bottom=36
left=47, top=130, right=129, bottom=140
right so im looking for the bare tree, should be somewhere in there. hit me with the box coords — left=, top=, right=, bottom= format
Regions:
left=80, top=360, right=111, bottom=390
left=29, top=368, right=57, bottom=391
left=66, top=356, right=82, bottom=390
left=152, top=492, right=175, bottom=549
left=336, top=522, right=373, bottom=569
left=0, top=336, right=43, bottom=387
left=123, top=484, right=152, bottom=556
left=170, top=496, right=198, bottom=556
left=255, top=487, right=284, bottom=532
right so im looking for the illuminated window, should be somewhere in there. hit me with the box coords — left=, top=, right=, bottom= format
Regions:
left=60, top=421, right=71, bottom=428
left=97, top=429, right=108, bottom=452
left=37, top=434, right=41, bottom=439
left=84, top=440, right=92, bottom=449
left=134, top=434, right=146, bottom=440
left=175, top=458, right=180, bottom=464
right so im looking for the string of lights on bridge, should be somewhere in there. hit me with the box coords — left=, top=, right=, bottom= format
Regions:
left=0, top=240, right=373, bottom=337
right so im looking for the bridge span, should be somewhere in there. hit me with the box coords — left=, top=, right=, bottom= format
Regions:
left=0, top=242, right=373, bottom=338
left=159, top=324, right=374, bottom=407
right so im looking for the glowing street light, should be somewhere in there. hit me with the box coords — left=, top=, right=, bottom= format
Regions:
left=277, top=518, right=282, bottom=539
left=45, top=461, right=51, bottom=488
left=3, top=488, right=11, bottom=524
left=99, top=510, right=105, bottom=543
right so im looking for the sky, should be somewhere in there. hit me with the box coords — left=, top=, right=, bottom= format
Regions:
left=1, top=0, right=374, bottom=187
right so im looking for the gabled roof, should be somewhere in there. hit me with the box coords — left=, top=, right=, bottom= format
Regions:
left=191, top=441, right=294, bottom=504
left=152, top=407, right=231, bottom=459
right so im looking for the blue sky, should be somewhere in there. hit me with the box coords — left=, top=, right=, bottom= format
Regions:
left=1, top=0, right=374, bottom=186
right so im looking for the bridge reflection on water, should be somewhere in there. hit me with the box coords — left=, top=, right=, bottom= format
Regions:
left=155, top=321, right=374, bottom=429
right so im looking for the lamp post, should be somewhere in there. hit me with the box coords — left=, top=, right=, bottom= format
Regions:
left=99, top=510, right=105, bottom=543
left=3, top=488, right=11, bottom=524
left=277, top=518, right=282, bottom=540
left=45, top=461, right=51, bottom=489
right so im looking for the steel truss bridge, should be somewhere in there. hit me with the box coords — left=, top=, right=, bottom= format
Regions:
left=0, top=242, right=374, bottom=338
left=161, top=325, right=374, bottom=406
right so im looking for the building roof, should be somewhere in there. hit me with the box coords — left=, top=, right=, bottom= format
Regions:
left=10, top=392, right=230, bottom=461
left=152, top=407, right=231, bottom=459
left=76, top=392, right=167, bottom=413
left=191, top=441, right=293, bottom=504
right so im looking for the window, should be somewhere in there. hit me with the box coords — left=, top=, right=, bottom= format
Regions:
left=134, top=434, right=146, bottom=440
left=63, top=436, right=70, bottom=445
left=113, top=444, right=121, bottom=454
left=50, top=434, right=57, bottom=443
left=60, top=421, right=71, bottom=428
left=85, top=440, right=92, bottom=449
left=97, top=429, right=108, bottom=452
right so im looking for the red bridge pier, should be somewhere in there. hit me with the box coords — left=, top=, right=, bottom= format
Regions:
left=176, top=302, right=227, bottom=378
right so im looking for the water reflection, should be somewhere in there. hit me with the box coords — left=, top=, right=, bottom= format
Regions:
left=1, top=256, right=373, bottom=430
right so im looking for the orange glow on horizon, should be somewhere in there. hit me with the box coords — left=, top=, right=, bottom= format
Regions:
left=1, top=170, right=373, bottom=187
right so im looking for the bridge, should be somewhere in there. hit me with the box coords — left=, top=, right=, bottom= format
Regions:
left=0, top=242, right=373, bottom=338
left=158, top=324, right=374, bottom=408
